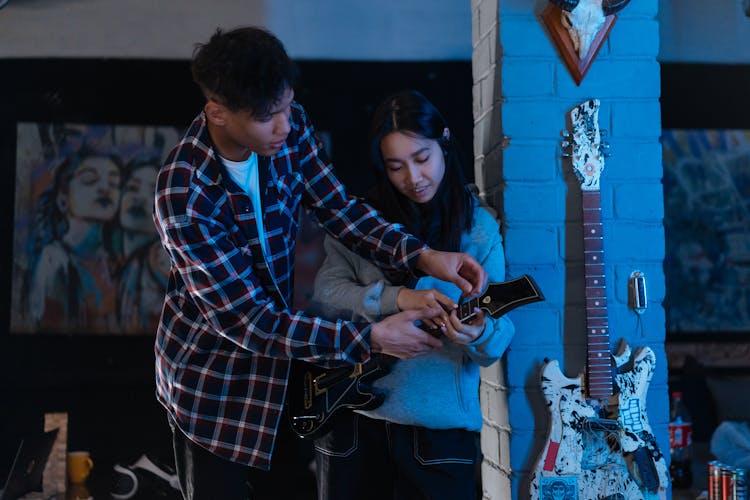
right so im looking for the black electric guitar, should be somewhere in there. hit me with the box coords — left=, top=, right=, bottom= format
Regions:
left=529, top=99, right=669, bottom=499
left=288, top=274, right=544, bottom=439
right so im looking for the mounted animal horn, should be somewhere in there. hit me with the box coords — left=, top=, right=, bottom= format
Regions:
left=550, top=0, right=580, bottom=12
left=602, top=0, right=631, bottom=16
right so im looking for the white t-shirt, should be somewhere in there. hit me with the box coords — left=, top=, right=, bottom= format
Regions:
left=220, top=153, right=269, bottom=259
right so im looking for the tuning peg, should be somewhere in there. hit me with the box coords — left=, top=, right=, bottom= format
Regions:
left=600, top=129, right=608, bottom=136
left=561, top=130, right=571, bottom=138
left=561, top=152, right=572, bottom=158
left=600, top=142, right=610, bottom=149
left=603, top=152, right=612, bottom=158
left=561, top=140, right=570, bottom=148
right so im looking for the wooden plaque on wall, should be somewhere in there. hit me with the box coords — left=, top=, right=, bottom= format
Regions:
left=541, top=4, right=616, bottom=85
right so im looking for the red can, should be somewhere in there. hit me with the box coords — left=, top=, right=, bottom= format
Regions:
left=709, top=461, right=723, bottom=500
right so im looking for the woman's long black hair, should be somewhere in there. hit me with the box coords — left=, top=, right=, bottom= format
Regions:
left=367, top=90, right=473, bottom=253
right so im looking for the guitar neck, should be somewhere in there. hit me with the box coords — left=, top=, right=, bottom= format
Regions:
left=583, top=190, right=613, bottom=400
left=457, top=298, right=480, bottom=323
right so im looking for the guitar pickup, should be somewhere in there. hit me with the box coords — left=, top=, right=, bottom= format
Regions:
left=584, top=418, right=620, bottom=433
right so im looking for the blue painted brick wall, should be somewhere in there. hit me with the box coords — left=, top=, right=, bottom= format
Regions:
left=504, top=226, right=559, bottom=263
left=494, top=1, right=669, bottom=497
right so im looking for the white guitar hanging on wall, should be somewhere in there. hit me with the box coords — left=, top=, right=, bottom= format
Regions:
left=528, top=99, right=669, bottom=500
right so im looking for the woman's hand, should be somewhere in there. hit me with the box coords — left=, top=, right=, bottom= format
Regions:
left=443, top=307, right=486, bottom=345
left=397, top=288, right=456, bottom=313
left=397, top=288, right=456, bottom=330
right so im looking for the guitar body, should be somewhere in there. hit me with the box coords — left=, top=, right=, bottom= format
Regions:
left=529, top=99, right=668, bottom=499
left=287, top=359, right=389, bottom=439
left=529, top=343, right=668, bottom=499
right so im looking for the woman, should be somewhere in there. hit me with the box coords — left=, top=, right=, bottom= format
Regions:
left=310, top=90, right=515, bottom=500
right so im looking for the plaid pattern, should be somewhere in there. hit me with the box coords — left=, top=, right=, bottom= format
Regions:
left=153, top=103, right=426, bottom=469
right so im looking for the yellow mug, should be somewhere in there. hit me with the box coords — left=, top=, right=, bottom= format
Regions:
left=67, top=451, right=94, bottom=484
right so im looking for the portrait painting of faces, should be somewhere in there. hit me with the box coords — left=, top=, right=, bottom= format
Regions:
left=11, top=122, right=180, bottom=334
left=662, top=129, right=750, bottom=334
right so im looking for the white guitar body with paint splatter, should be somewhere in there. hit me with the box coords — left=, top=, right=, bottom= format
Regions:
left=529, top=100, right=669, bottom=500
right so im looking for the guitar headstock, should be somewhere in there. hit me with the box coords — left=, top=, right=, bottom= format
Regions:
left=561, top=99, right=610, bottom=191
left=476, top=275, right=544, bottom=318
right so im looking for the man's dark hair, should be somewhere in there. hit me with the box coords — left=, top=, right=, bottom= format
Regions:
left=191, top=27, right=297, bottom=116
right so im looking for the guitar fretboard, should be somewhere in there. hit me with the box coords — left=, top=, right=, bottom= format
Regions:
left=458, top=298, right=480, bottom=322
left=582, top=190, right=613, bottom=400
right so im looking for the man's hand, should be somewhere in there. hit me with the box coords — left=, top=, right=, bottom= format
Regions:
left=370, top=308, right=444, bottom=359
left=416, top=249, right=487, bottom=298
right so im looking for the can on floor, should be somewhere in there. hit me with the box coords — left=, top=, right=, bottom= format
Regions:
left=709, top=461, right=722, bottom=500
left=721, top=465, right=734, bottom=500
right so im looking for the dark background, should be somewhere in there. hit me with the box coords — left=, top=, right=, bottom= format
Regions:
left=660, top=63, right=750, bottom=130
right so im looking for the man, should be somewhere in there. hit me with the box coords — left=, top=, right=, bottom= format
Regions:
left=153, top=26, right=487, bottom=500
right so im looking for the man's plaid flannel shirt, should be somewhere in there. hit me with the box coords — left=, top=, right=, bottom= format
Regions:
left=153, top=103, right=426, bottom=469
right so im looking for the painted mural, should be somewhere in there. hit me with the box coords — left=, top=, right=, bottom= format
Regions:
left=662, top=129, right=750, bottom=333
left=11, top=123, right=180, bottom=334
